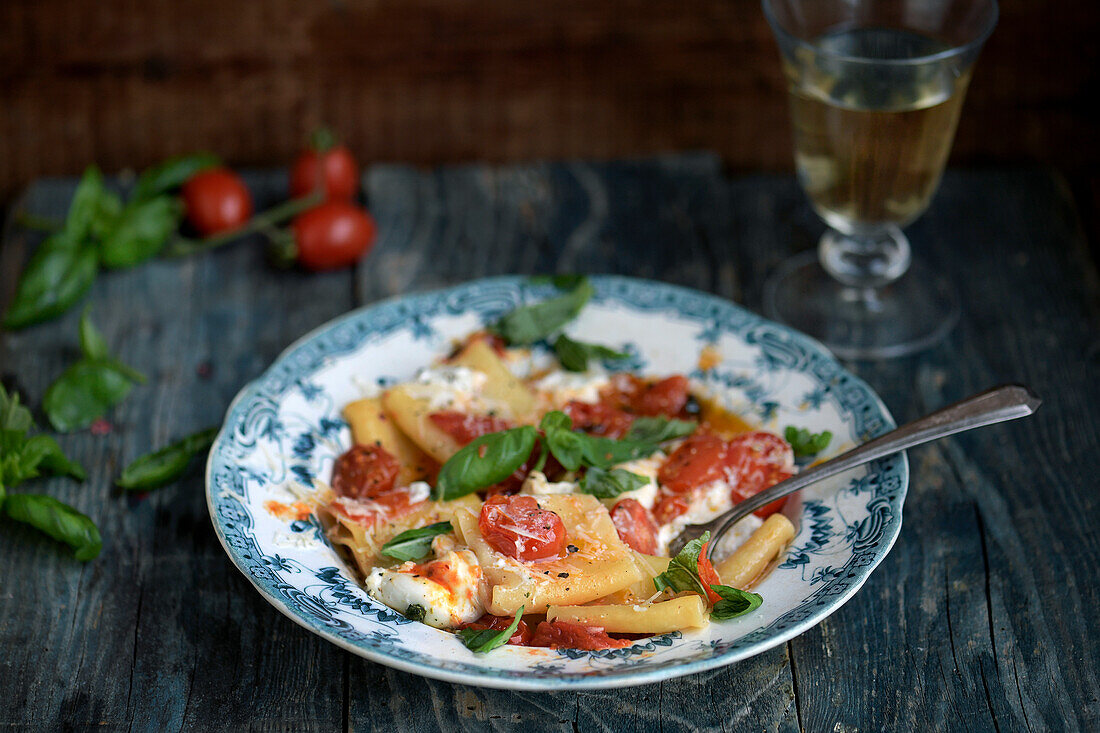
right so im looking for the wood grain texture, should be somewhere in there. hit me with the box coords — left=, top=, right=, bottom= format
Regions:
left=1, top=0, right=1098, bottom=204
left=1, top=160, right=1098, bottom=731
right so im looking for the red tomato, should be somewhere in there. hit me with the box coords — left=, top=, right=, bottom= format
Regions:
left=331, top=444, right=399, bottom=499
left=428, top=411, right=512, bottom=445
left=290, top=144, right=359, bottom=201
left=563, top=401, right=635, bottom=438
left=332, top=484, right=426, bottom=525
left=654, top=494, right=690, bottom=524
left=528, top=621, right=633, bottom=650
left=657, top=433, right=729, bottom=493
left=478, top=495, right=567, bottom=562
left=725, top=431, right=795, bottom=519
left=291, top=201, right=377, bottom=271
left=696, top=541, right=723, bottom=605
left=460, top=613, right=532, bottom=646
left=632, top=375, right=690, bottom=417
left=181, top=168, right=253, bottom=235
left=609, top=498, right=659, bottom=554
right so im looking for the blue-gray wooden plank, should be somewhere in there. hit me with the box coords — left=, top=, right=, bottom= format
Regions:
left=1, top=159, right=1098, bottom=732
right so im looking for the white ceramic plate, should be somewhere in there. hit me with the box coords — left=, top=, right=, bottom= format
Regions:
left=206, top=275, right=907, bottom=690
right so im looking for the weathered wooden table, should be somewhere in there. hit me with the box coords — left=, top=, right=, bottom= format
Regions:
left=2, top=155, right=1097, bottom=731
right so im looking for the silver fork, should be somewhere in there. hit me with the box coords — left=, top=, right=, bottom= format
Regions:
left=668, top=384, right=1042, bottom=560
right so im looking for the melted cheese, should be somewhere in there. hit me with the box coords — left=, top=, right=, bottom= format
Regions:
left=364, top=549, right=484, bottom=629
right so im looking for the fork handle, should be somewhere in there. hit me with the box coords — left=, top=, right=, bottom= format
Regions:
left=698, top=384, right=1041, bottom=560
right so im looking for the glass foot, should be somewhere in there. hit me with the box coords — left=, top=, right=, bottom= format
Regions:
left=762, top=251, right=959, bottom=360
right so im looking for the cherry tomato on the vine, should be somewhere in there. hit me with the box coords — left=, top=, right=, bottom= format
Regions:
left=181, top=168, right=253, bottom=235
left=291, top=201, right=377, bottom=271
left=290, top=130, right=359, bottom=201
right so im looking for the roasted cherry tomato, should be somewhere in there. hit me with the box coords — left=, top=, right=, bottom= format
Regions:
left=460, top=613, right=532, bottom=646
left=657, top=432, right=729, bottom=493
left=332, top=484, right=425, bottom=525
left=609, top=498, right=659, bottom=554
left=599, top=374, right=691, bottom=417
left=653, top=494, right=690, bottom=524
left=331, top=444, right=399, bottom=499
left=291, top=201, right=377, bottom=271
left=289, top=130, right=359, bottom=201
left=528, top=620, right=632, bottom=650
left=563, top=400, right=635, bottom=438
left=696, top=540, right=723, bottom=605
left=428, top=411, right=512, bottom=445
left=478, top=494, right=567, bottom=562
left=181, top=168, right=253, bottom=235
left=725, top=431, right=795, bottom=519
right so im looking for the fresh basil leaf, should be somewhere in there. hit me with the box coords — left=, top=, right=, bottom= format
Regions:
left=457, top=605, right=524, bottom=653
left=131, top=152, right=220, bottom=202
left=623, top=416, right=698, bottom=443
left=490, top=279, right=593, bottom=345
left=2, top=234, right=98, bottom=330
left=539, top=410, right=657, bottom=470
left=529, top=274, right=587, bottom=290
left=380, top=521, right=454, bottom=562
left=709, top=584, right=763, bottom=620
left=3, top=493, right=101, bottom=561
left=653, top=531, right=710, bottom=598
left=538, top=410, right=573, bottom=433
left=22, top=435, right=86, bottom=481
left=117, top=426, right=218, bottom=490
left=434, top=426, right=538, bottom=500
left=578, top=467, right=648, bottom=499
left=0, top=384, right=34, bottom=433
left=553, top=334, right=629, bottom=372
left=404, top=604, right=427, bottom=622
left=65, top=166, right=112, bottom=242
left=79, top=309, right=109, bottom=360
left=784, top=426, right=833, bottom=458
left=576, top=434, right=658, bottom=468
left=98, top=196, right=183, bottom=268
left=0, top=386, right=85, bottom=487
left=43, top=360, right=140, bottom=432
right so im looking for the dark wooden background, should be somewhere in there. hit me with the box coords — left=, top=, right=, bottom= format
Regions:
left=2, top=0, right=1098, bottom=223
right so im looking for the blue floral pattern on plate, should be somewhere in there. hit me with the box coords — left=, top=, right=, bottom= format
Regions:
left=205, top=275, right=908, bottom=690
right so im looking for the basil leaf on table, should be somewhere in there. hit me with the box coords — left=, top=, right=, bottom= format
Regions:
left=578, top=467, right=648, bottom=499
left=130, top=152, right=219, bottom=202
left=97, top=196, right=183, bottom=268
left=709, top=585, right=763, bottom=620
left=79, top=309, right=110, bottom=360
left=65, top=166, right=117, bottom=242
left=43, top=361, right=141, bottom=432
left=457, top=606, right=524, bottom=653
left=553, top=334, right=629, bottom=372
left=117, top=426, right=218, bottom=490
left=433, top=426, right=538, bottom=500
left=0, top=383, right=34, bottom=432
left=653, top=531, right=711, bottom=598
left=3, top=493, right=101, bottom=561
left=784, top=426, right=833, bottom=458
left=2, top=234, right=98, bottom=330
left=380, top=521, right=454, bottom=562
left=0, top=384, right=86, bottom=488
left=19, top=435, right=86, bottom=481
left=490, top=278, right=594, bottom=345
left=623, top=416, right=698, bottom=443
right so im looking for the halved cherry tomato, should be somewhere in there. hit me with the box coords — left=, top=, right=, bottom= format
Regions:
left=563, top=401, right=635, bottom=438
left=725, top=431, right=795, bottom=519
left=460, top=613, right=532, bottom=645
left=528, top=620, right=633, bottom=650
left=696, top=540, right=723, bottom=605
left=609, top=498, right=659, bottom=554
left=657, top=432, right=729, bottom=493
left=181, top=168, right=253, bottom=235
left=478, top=495, right=567, bottom=562
left=291, top=201, right=377, bottom=271
left=653, top=494, right=690, bottom=524
left=290, top=130, right=359, bottom=201
left=331, top=444, right=399, bottom=499
left=428, top=411, right=512, bottom=445
left=599, top=374, right=691, bottom=417
left=331, top=484, right=426, bottom=526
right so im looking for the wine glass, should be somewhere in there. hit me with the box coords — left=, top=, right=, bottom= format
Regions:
left=761, top=0, right=998, bottom=359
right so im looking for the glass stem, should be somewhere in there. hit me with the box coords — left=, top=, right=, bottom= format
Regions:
left=818, top=225, right=911, bottom=290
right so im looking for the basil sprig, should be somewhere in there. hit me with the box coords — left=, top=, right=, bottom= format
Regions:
left=553, top=334, right=629, bottom=372
left=539, top=410, right=657, bottom=470
left=577, top=467, right=648, bottom=499
left=43, top=310, right=146, bottom=432
left=490, top=278, right=594, bottom=345
left=380, top=521, right=454, bottom=562
left=2, top=231, right=98, bottom=330
left=0, top=384, right=86, bottom=493
left=653, top=532, right=712, bottom=598
left=623, top=416, right=697, bottom=443
left=784, top=426, right=833, bottom=458
left=433, top=426, right=538, bottom=500
left=117, top=426, right=219, bottom=490
left=457, top=606, right=524, bottom=653
left=709, top=585, right=763, bottom=620
left=3, top=494, right=102, bottom=561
